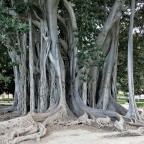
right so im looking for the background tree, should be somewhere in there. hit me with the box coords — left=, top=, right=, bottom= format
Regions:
left=126, top=0, right=140, bottom=119
left=117, top=2, right=144, bottom=94
left=0, top=44, right=14, bottom=95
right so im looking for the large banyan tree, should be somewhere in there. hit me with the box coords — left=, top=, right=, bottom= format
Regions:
left=0, top=0, right=143, bottom=143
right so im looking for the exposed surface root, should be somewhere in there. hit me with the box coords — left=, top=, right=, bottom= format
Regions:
left=0, top=113, right=46, bottom=144
left=66, top=113, right=95, bottom=126
left=123, top=114, right=144, bottom=128
left=96, top=116, right=111, bottom=128
left=127, top=121, right=144, bottom=127
left=0, top=106, right=74, bottom=144
left=43, top=106, right=74, bottom=126
left=116, top=127, right=144, bottom=137
left=0, top=106, right=17, bottom=114
left=113, top=115, right=126, bottom=131
left=12, top=122, right=46, bottom=144
left=10, top=125, right=38, bottom=139
left=0, top=111, right=21, bottom=122
left=1, top=106, right=144, bottom=144
left=65, top=108, right=126, bottom=131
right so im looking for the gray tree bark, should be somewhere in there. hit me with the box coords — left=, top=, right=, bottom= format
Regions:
left=29, top=12, right=35, bottom=112
left=126, top=0, right=140, bottom=120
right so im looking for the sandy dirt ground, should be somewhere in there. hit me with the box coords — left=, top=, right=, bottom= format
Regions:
left=20, top=104, right=144, bottom=144
left=20, top=128, right=144, bottom=144
left=1, top=102, right=144, bottom=144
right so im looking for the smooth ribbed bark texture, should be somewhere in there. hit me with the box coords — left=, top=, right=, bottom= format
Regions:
left=29, top=12, right=35, bottom=112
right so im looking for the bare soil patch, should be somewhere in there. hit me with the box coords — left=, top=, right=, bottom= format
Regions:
left=19, top=125, right=144, bottom=144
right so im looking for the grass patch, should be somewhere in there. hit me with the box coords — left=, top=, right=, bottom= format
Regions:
left=136, top=99, right=144, bottom=102
left=117, top=98, right=144, bottom=106
left=117, top=99, right=127, bottom=104
left=136, top=102, right=144, bottom=107
left=0, top=98, right=13, bottom=101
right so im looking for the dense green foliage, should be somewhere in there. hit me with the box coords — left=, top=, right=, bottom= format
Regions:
left=0, top=46, right=12, bottom=90
left=72, top=0, right=106, bottom=69
left=117, top=3, right=144, bottom=94
left=0, top=0, right=144, bottom=95
left=0, top=1, right=28, bottom=92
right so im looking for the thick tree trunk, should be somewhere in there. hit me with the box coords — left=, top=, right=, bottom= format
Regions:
left=39, top=19, right=50, bottom=112
left=96, top=0, right=126, bottom=46
left=126, top=0, right=140, bottom=120
left=98, top=20, right=120, bottom=110
left=46, top=0, right=64, bottom=110
left=18, top=34, right=27, bottom=115
left=6, top=42, right=21, bottom=112
left=85, top=0, right=126, bottom=112
left=6, top=34, right=27, bottom=115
